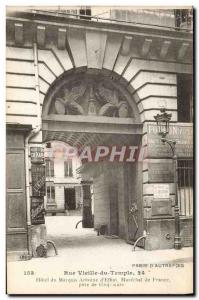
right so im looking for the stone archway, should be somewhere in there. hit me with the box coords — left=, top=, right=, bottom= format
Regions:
left=41, top=68, right=143, bottom=244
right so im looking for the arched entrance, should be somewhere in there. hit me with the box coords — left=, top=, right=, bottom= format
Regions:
left=42, top=68, right=143, bottom=246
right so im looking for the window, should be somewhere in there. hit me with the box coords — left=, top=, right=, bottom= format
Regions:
left=46, top=160, right=54, bottom=177
left=65, top=9, right=78, bottom=16
left=46, top=185, right=55, bottom=203
left=112, top=9, right=130, bottom=21
left=64, top=160, right=73, bottom=177
left=79, top=6, right=91, bottom=20
left=177, top=74, right=193, bottom=122
left=178, top=160, right=193, bottom=216
left=174, top=9, right=193, bottom=29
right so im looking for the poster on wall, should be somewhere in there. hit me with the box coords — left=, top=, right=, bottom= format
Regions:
left=31, top=197, right=45, bottom=225
left=5, top=5, right=194, bottom=296
left=31, top=164, right=46, bottom=197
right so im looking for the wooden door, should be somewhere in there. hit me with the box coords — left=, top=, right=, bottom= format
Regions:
left=6, top=130, right=28, bottom=252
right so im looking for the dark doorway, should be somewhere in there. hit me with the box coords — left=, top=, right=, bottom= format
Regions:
left=64, top=188, right=76, bottom=210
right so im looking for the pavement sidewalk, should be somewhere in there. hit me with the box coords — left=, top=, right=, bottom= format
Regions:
left=6, top=216, right=193, bottom=295
left=8, top=216, right=193, bottom=266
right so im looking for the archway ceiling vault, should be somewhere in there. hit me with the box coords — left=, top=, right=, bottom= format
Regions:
left=43, top=130, right=141, bottom=148
left=42, top=114, right=143, bottom=148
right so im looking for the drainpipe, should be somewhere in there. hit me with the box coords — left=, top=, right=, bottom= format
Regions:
left=25, top=126, right=40, bottom=256
left=33, top=42, right=41, bottom=122
left=25, top=42, right=41, bottom=256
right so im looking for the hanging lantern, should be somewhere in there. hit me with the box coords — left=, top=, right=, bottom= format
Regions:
left=154, top=108, right=172, bottom=138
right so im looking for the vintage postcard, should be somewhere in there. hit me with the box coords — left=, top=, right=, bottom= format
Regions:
left=6, top=6, right=194, bottom=295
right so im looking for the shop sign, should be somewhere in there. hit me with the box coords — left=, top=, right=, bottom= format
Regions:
left=147, top=124, right=193, bottom=158
left=30, top=147, right=44, bottom=164
left=32, top=164, right=46, bottom=197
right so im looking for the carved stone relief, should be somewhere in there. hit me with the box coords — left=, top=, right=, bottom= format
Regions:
left=52, top=75, right=133, bottom=118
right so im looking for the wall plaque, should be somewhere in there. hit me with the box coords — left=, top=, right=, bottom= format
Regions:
left=30, top=147, right=44, bottom=164
left=31, top=197, right=45, bottom=225
left=153, top=184, right=170, bottom=198
left=31, top=164, right=46, bottom=197
left=148, top=163, right=174, bottom=183
left=151, top=199, right=172, bottom=216
left=146, top=124, right=193, bottom=158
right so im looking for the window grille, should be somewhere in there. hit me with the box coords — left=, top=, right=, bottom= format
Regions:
left=178, top=160, right=193, bottom=217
